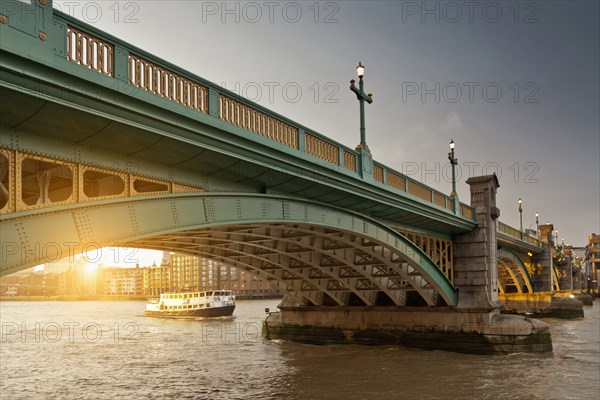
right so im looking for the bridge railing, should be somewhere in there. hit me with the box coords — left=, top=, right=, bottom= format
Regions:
left=54, top=11, right=474, bottom=221
left=497, top=221, right=541, bottom=247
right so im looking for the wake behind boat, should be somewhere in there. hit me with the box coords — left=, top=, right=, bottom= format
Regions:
left=144, top=290, right=236, bottom=318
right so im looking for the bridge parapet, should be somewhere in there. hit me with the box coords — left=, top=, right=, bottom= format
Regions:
left=496, top=221, right=542, bottom=254
left=0, top=0, right=474, bottom=222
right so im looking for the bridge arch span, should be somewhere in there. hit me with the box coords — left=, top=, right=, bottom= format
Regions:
left=497, top=248, right=534, bottom=294
left=0, top=193, right=457, bottom=306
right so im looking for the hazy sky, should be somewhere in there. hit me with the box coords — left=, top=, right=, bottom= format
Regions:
left=54, top=0, right=599, bottom=248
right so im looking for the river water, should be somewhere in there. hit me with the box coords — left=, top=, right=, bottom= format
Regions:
left=1, top=300, right=598, bottom=400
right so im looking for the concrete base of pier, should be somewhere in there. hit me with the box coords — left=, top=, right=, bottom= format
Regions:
left=262, top=306, right=552, bottom=354
left=500, top=293, right=584, bottom=319
left=573, top=292, right=594, bottom=306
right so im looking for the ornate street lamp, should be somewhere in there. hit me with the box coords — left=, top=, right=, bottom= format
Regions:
left=535, top=212, right=539, bottom=238
left=350, top=62, right=373, bottom=152
left=518, top=198, right=523, bottom=239
left=448, top=140, right=458, bottom=199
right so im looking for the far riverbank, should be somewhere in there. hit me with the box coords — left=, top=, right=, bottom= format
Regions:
left=0, top=294, right=283, bottom=302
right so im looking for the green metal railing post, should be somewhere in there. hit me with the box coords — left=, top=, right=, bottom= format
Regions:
left=208, top=88, right=219, bottom=118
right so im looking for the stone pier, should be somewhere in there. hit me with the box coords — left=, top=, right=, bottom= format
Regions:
left=263, top=175, right=552, bottom=354
left=531, top=224, right=555, bottom=293
left=263, top=304, right=551, bottom=354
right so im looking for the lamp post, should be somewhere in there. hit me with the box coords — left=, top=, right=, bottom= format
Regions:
left=448, top=140, right=458, bottom=197
left=350, top=62, right=373, bottom=152
left=570, top=246, right=574, bottom=292
left=518, top=198, right=523, bottom=239
left=448, top=139, right=459, bottom=213
left=555, top=230, right=559, bottom=249
left=535, top=212, right=539, bottom=238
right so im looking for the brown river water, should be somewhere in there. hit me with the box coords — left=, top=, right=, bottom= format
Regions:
left=1, top=300, right=598, bottom=399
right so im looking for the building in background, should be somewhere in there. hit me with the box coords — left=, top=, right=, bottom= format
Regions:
left=585, top=234, right=600, bottom=296
left=0, top=270, right=59, bottom=296
left=2, top=252, right=280, bottom=299
left=143, top=253, right=280, bottom=298
left=98, top=266, right=144, bottom=296
left=58, top=263, right=99, bottom=296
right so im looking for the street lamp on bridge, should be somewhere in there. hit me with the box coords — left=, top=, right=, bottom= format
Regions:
left=518, top=198, right=523, bottom=238
left=448, top=140, right=458, bottom=197
left=350, top=62, right=373, bottom=152
left=535, top=212, right=539, bottom=238
left=448, top=139, right=459, bottom=213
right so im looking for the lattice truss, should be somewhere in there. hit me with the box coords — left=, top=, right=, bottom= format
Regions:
left=128, top=224, right=446, bottom=307
left=396, top=230, right=454, bottom=283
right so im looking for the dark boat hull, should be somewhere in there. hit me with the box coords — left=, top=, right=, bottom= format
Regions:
left=145, top=305, right=235, bottom=318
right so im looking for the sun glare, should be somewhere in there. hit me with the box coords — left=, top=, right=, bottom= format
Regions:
left=84, top=263, right=99, bottom=274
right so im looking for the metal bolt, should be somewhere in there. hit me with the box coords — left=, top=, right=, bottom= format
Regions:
left=39, top=0, right=47, bottom=5
left=0, top=15, right=7, bottom=24
left=38, top=32, right=47, bottom=41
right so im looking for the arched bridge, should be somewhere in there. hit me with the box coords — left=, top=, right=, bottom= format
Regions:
left=0, top=0, right=546, bottom=310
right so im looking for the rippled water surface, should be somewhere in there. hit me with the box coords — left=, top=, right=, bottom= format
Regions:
left=1, top=300, right=599, bottom=399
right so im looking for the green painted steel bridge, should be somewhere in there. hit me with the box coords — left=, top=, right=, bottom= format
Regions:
left=0, top=0, right=545, bottom=308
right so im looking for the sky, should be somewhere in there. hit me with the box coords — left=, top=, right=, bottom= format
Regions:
left=51, top=0, right=599, bottom=251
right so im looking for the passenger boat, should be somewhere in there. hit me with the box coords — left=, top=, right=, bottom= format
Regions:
left=144, top=290, right=235, bottom=318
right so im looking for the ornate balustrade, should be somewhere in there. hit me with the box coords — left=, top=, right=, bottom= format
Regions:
left=497, top=221, right=541, bottom=247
